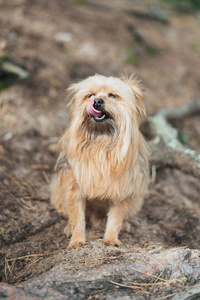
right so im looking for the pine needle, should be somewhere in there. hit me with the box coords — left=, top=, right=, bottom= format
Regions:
left=130, top=267, right=170, bottom=283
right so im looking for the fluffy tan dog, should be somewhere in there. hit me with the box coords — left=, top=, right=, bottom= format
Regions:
left=50, top=74, right=149, bottom=249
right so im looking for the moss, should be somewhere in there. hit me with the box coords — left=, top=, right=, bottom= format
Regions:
left=179, top=131, right=189, bottom=146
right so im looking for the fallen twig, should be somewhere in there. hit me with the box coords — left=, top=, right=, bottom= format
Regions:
left=130, top=281, right=167, bottom=286
left=29, top=164, right=51, bottom=170
left=5, top=174, right=35, bottom=196
left=130, top=267, right=170, bottom=283
left=4, top=258, right=14, bottom=280
left=19, top=257, right=42, bottom=273
left=85, top=255, right=119, bottom=266
left=110, top=280, right=143, bottom=290
left=151, top=165, right=157, bottom=183
left=42, top=171, right=50, bottom=184
left=4, top=250, right=61, bottom=283
left=20, top=198, right=39, bottom=211
left=23, top=196, right=48, bottom=202
left=157, top=292, right=177, bottom=300
left=6, top=250, right=60, bottom=262
left=1, top=61, right=29, bottom=79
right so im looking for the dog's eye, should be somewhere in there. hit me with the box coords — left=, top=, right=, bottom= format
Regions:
left=108, top=93, right=118, bottom=98
left=88, top=93, right=95, bottom=98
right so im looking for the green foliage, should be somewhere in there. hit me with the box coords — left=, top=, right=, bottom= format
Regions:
left=0, top=53, right=10, bottom=91
left=161, top=0, right=200, bottom=10
left=179, top=276, right=192, bottom=282
left=0, top=80, right=10, bottom=91
left=0, top=53, right=9, bottom=69
left=9, top=206, right=16, bottom=212
left=0, top=53, right=29, bottom=91
left=127, top=53, right=140, bottom=67
left=0, top=53, right=9, bottom=62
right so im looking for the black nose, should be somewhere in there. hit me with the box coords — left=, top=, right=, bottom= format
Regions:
left=93, top=98, right=104, bottom=110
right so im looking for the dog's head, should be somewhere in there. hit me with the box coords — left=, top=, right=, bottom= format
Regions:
left=68, top=74, right=146, bottom=141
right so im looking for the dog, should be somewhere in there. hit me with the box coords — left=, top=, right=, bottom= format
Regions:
left=50, top=74, right=149, bottom=249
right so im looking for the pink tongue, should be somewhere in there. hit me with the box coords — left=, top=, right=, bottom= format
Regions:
left=87, top=100, right=103, bottom=117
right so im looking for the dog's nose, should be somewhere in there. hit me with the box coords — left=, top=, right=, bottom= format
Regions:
left=93, top=98, right=104, bottom=110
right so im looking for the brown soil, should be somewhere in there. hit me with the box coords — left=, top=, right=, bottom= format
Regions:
left=0, top=0, right=200, bottom=298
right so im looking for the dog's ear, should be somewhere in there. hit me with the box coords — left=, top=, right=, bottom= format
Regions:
left=66, top=82, right=81, bottom=113
left=123, top=76, right=146, bottom=123
left=67, top=82, right=80, bottom=95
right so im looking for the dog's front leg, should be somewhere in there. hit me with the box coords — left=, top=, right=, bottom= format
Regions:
left=104, top=199, right=130, bottom=246
left=67, top=186, right=86, bottom=249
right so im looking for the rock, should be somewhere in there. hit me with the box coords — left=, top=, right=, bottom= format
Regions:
left=172, top=283, right=200, bottom=300
left=0, top=247, right=200, bottom=299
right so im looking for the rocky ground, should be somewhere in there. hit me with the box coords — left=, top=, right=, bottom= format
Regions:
left=0, top=0, right=200, bottom=299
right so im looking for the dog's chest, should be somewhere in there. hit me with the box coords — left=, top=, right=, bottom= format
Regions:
left=70, top=155, right=134, bottom=201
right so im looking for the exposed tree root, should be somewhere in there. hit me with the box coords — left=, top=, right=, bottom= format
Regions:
left=148, top=99, right=200, bottom=179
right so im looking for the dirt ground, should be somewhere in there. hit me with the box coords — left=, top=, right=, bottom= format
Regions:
left=0, top=0, right=200, bottom=298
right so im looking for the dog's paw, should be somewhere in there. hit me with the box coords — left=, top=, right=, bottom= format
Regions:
left=64, top=223, right=72, bottom=237
left=103, top=238, right=122, bottom=247
left=68, top=232, right=86, bottom=250
left=68, top=240, right=85, bottom=250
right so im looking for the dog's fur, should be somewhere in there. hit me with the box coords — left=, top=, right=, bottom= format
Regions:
left=50, top=74, right=149, bottom=249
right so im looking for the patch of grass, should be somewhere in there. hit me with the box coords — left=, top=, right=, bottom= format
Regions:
left=127, top=53, right=140, bottom=67
left=0, top=227, right=5, bottom=233
left=0, top=53, right=9, bottom=62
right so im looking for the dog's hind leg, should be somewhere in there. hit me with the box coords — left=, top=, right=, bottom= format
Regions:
left=121, top=220, right=131, bottom=232
left=63, top=222, right=72, bottom=237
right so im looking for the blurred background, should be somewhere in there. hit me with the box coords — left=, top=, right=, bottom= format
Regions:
left=0, top=0, right=200, bottom=139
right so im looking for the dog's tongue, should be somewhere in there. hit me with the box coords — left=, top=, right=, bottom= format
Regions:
left=87, top=100, right=103, bottom=117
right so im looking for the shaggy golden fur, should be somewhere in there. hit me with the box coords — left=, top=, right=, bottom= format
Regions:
left=50, top=74, right=149, bottom=249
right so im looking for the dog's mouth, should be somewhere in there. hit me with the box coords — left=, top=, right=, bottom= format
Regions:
left=93, top=114, right=106, bottom=122
left=84, top=99, right=116, bottom=137
left=87, top=100, right=107, bottom=123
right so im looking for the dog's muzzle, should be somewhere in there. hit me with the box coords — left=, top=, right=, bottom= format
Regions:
left=93, top=98, right=104, bottom=110
left=87, top=98, right=106, bottom=122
